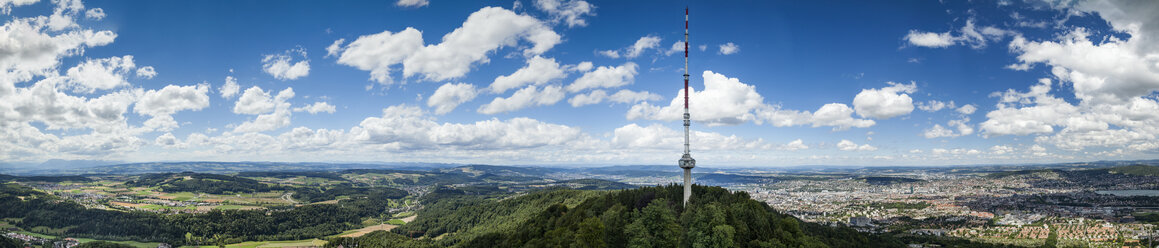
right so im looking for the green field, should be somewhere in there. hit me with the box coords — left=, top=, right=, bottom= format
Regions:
left=15, top=230, right=160, bottom=248
left=93, top=240, right=162, bottom=248
left=392, top=211, right=414, bottom=218
left=166, top=191, right=197, bottom=201
left=205, top=238, right=327, bottom=248
left=214, top=205, right=250, bottom=210
left=29, top=225, right=72, bottom=235
left=139, top=204, right=196, bottom=210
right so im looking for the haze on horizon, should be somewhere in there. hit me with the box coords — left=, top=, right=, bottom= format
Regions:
left=1, top=0, right=1158, bottom=167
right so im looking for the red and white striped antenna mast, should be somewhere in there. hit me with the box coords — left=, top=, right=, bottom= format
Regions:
left=679, top=7, right=696, bottom=207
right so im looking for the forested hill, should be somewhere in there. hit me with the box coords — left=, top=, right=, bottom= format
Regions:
left=1109, top=164, right=1159, bottom=176
left=468, top=185, right=904, bottom=247
left=125, top=172, right=281, bottom=194
left=330, top=185, right=907, bottom=248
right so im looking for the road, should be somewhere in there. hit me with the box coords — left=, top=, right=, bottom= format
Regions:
left=281, top=192, right=298, bottom=204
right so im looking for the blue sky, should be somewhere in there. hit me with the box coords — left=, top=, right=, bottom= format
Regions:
left=2, top=0, right=1158, bottom=167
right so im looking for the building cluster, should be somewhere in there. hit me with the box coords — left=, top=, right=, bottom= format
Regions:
left=726, top=170, right=1159, bottom=246
left=4, top=233, right=78, bottom=248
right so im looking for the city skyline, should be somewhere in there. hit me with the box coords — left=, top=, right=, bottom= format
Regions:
left=1, top=0, right=1158, bottom=166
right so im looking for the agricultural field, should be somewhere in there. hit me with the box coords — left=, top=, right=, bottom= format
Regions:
left=1, top=165, right=645, bottom=247
left=15, top=171, right=425, bottom=215
left=201, top=239, right=328, bottom=248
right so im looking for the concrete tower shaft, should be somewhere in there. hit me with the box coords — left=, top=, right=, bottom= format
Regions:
left=679, top=8, right=696, bottom=206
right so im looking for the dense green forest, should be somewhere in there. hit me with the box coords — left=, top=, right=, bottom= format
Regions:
left=468, top=185, right=905, bottom=248
left=331, top=185, right=910, bottom=248
left=397, top=186, right=599, bottom=244
left=0, top=174, right=93, bottom=183
left=235, top=171, right=349, bottom=181
left=125, top=172, right=281, bottom=194
left=0, top=170, right=1011, bottom=248
left=291, top=184, right=407, bottom=203
left=987, top=164, right=1159, bottom=179
left=1109, top=164, right=1159, bottom=176
left=0, top=234, right=24, bottom=247
left=551, top=179, right=638, bottom=190
left=73, top=241, right=136, bottom=248
left=0, top=183, right=406, bottom=245
left=337, top=168, right=539, bottom=187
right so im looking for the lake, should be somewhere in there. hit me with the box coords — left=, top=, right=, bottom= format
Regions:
left=1095, top=190, right=1159, bottom=197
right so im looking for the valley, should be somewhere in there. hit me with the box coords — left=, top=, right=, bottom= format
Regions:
left=1, top=161, right=1158, bottom=247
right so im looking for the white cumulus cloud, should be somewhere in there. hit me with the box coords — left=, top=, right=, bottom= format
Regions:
left=566, top=62, right=637, bottom=92
left=233, top=87, right=295, bottom=133
left=219, top=76, right=240, bottom=99
left=84, top=7, right=104, bottom=20
left=135, top=66, right=156, bottom=79
left=957, top=104, right=977, bottom=115
left=781, top=139, right=809, bottom=151
left=852, top=81, right=917, bottom=119
left=626, top=36, right=660, bottom=58
left=533, top=0, right=594, bottom=28
left=396, top=0, right=428, bottom=8
left=628, top=70, right=875, bottom=130
left=134, top=84, right=211, bottom=131
left=1009, top=28, right=1159, bottom=104
left=0, top=14, right=115, bottom=83
left=568, top=89, right=660, bottom=107
left=568, top=61, right=593, bottom=72
left=597, top=50, right=620, bottom=58
left=293, top=102, right=336, bottom=114
left=666, top=41, right=685, bottom=56
left=489, top=56, right=565, bottom=93
left=809, top=103, right=876, bottom=130
left=334, top=7, right=560, bottom=85
left=154, top=132, right=180, bottom=148
left=611, top=123, right=769, bottom=151
left=64, top=55, right=136, bottom=93
left=627, top=70, right=764, bottom=125
left=0, top=0, right=37, bottom=14
left=905, top=19, right=1011, bottom=49
left=233, top=86, right=277, bottom=115
left=905, top=31, right=955, bottom=48
left=428, top=82, right=478, bottom=114
left=837, top=139, right=876, bottom=151
left=325, top=39, right=345, bottom=58
left=718, top=42, right=739, bottom=55
left=478, top=85, right=564, bottom=114
left=262, top=48, right=310, bottom=81
left=917, top=100, right=955, bottom=112
left=354, top=104, right=582, bottom=149
left=135, top=84, right=210, bottom=117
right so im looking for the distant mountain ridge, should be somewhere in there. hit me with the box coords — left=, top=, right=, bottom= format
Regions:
left=1109, top=164, right=1159, bottom=176
left=0, top=161, right=460, bottom=176
left=4, top=159, right=1159, bottom=178
left=985, top=164, right=1159, bottom=190
left=37, top=159, right=123, bottom=169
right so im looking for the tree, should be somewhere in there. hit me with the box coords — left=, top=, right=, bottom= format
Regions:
left=0, top=235, right=23, bottom=248
left=600, top=203, right=629, bottom=246
left=573, top=217, right=606, bottom=248
left=710, top=225, right=736, bottom=248
left=685, top=202, right=728, bottom=248
left=626, top=198, right=681, bottom=248
left=75, top=241, right=136, bottom=248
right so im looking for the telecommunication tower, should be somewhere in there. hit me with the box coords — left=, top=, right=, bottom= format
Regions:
left=679, top=7, right=696, bottom=206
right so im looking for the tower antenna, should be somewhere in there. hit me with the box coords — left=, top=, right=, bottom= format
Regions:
left=679, top=7, right=696, bottom=207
